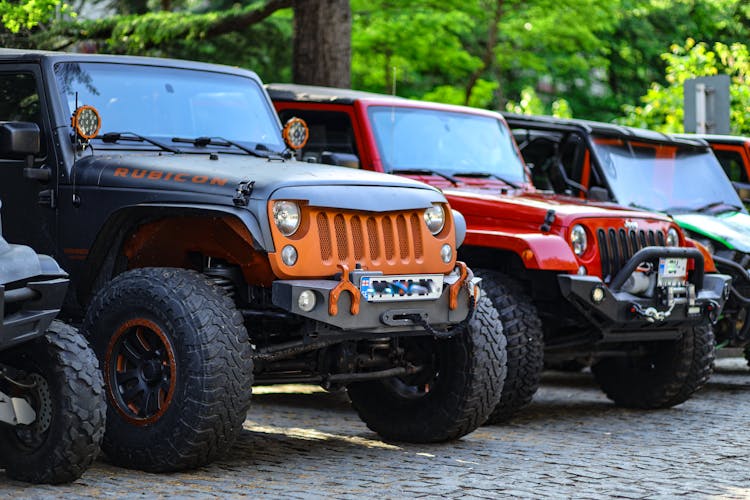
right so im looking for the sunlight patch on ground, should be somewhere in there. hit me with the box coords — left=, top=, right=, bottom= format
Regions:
left=243, top=422, right=402, bottom=450
left=252, top=384, right=327, bottom=395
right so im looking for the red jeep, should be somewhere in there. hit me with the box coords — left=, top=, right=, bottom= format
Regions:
left=269, top=84, right=731, bottom=420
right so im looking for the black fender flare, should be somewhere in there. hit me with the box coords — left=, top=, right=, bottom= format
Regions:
left=78, top=203, right=267, bottom=306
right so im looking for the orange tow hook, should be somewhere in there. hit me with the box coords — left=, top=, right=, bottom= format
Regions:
left=328, top=264, right=361, bottom=316
left=449, top=261, right=472, bottom=311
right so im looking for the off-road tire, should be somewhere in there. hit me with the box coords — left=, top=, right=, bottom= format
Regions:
left=592, top=323, right=715, bottom=408
left=82, top=268, right=253, bottom=472
left=347, top=295, right=507, bottom=442
left=474, top=269, right=544, bottom=424
left=0, top=321, right=105, bottom=484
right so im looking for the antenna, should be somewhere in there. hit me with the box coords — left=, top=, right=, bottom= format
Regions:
left=391, top=66, right=397, bottom=96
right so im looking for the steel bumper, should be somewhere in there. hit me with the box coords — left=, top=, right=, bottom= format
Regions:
left=272, top=267, right=480, bottom=334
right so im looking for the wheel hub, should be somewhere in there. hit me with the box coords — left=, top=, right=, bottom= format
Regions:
left=105, top=318, right=177, bottom=425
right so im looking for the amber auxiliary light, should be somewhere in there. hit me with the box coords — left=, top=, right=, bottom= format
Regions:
left=283, top=117, right=309, bottom=150
left=71, top=105, right=102, bottom=140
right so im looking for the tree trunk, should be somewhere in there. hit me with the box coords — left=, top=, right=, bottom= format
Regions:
left=292, top=0, right=351, bottom=88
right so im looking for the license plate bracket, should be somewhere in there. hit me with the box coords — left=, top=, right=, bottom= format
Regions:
left=359, top=274, right=443, bottom=302
left=657, top=257, right=688, bottom=287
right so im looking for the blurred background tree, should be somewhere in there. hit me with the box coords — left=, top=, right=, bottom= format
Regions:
left=2, top=0, right=749, bottom=125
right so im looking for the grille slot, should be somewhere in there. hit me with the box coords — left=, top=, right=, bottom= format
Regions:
left=382, top=216, right=395, bottom=261
left=598, top=227, right=660, bottom=282
left=366, top=217, right=380, bottom=260
left=317, top=213, right=332, bottom=262
left=410, top=214, right=423, bottom=259
left=396, top=215, right=409, bottom=260
left=334, top=214, right=349, bottom=260
left=351, top=216, right=365, bottom=260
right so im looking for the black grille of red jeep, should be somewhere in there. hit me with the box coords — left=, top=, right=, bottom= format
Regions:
left=598, top=228, right=665, bottom=281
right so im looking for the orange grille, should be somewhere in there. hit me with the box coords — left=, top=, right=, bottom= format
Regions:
left=268, top=204, right=455, bottom=279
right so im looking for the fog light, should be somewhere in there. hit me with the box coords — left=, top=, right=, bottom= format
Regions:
left=591, top=286, right=606, bottom=304
left=440, top=244, right=452, bottom=263
left=281, top=245, right=298, bottom=266
left=577, top=265, right=587, bottom=275
left=298, top=290, right=316, bottom=312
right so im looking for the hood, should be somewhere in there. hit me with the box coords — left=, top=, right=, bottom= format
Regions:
left=442, top=187, right=671, bottom=229
left=73, top=152, right=444, bottom=211
left=674, top=211, right=750, bottom=252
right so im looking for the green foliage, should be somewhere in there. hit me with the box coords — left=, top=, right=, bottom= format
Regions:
left=0, top=0, right=74, bottom=33
left=620, top=39, right=750, bottom=135
left=505, top=86, right=572, bottom=118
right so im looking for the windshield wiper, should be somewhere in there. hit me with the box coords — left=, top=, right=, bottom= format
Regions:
left=453, top=171, right=520, bottom=189
left=694, top=201, right=744, bottom=214
left=171, top=136, right=277, bottom=158
left=664, top=201, right=744, bottom=215
left=628, top=202, right=656, bottom=211
left=99, top=132, right=181, bottom=154
left=389, top=168, right=460, bottom=186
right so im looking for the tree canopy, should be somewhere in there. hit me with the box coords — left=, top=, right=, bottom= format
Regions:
left=2, top=0, right=749, bottom=127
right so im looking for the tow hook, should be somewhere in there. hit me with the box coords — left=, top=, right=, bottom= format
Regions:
left=629, top=302, right=675, bottom=323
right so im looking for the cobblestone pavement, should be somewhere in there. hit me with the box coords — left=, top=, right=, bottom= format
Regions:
left=2, top=357, right=750, bottom=499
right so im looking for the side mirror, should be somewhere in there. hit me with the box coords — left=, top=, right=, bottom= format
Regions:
left=320, top=151, right=360, bottom=169
left=588, top=186, right=610, bottom=202
left=0, top=121, right=40, bottom=158
left=731, top=181, right=750, bottom=205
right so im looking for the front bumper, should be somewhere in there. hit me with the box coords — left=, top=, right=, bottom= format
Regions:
left=558, top=247, right=731, bottom=339
left=272, top=264, right=479, bottom=334
left=0, top=278, right=69, bottom=351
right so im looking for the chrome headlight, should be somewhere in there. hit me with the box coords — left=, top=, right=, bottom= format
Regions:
left=666, top=227, right=680, bottom=247
left=570, top=224, right=588, bottom=256
left=272, top=201, right=301, bottom=236
left=424, top=204, right=445, bottom=235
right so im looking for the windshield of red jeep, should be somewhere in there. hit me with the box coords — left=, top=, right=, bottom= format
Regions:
left=368, top=106, right=525, bottom=182
left=593, top=137, right=744, bottom=213
left=54, top=62, right=284, bottom=152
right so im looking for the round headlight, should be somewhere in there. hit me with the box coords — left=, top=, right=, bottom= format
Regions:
left=424, top=205, right=446, bottom=235
left=570, top=224, right=588, bottom=256
left=273, top=201, right=301, bottom=236
left=666, top=227, right=680, bottom=247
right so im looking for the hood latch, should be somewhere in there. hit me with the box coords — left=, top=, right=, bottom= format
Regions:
left=233, top=180, right=255, bottom=207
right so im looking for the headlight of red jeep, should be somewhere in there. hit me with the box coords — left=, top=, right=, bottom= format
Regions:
left=570, top=224, right=588, bottom=256
left=666, top=227, right=680, bottom=247
left=273, top=200, right=301, bottom=236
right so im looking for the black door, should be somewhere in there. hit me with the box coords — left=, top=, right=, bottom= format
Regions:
left=0, top=64, right=57, bottom=254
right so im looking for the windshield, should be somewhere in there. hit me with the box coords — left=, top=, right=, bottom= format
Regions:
left=593, top=137, right=744, bottom=213
left=54, top=62, right=284, bottom=151
left=368, top=106, right=526, bottom=182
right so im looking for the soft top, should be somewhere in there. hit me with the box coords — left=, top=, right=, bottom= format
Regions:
left=266, top=83, right=407, bottom=105
left=502, top=112, right=710, bottom=150
left=0, top=48, right=262, bottom=82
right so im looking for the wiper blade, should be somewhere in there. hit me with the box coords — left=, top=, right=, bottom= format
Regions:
left=171, top=136, right=276, bottom=158
left=454, top=171, right=520, bottom=189
left=98, top=132, right=181, bottom=154
left=695, top=201, right=743, bottom=214
left=628, top=202, right=657, bottom=211
left=389, top=168, right=460, bottom=186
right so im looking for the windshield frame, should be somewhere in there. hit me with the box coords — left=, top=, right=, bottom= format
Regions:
left=51, top=60, right=285, bottom=155
left=366, top=104, right=528, bottom=183
left=589, top=134, right=746, bottom=214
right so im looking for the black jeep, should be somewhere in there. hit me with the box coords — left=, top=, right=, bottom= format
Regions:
left=0, top=49, right=507, bottom=472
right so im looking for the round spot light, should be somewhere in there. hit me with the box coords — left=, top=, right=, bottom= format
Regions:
left=298, top=290, right=316, bottom=312
left=591, top=286, right=606, bottom=304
